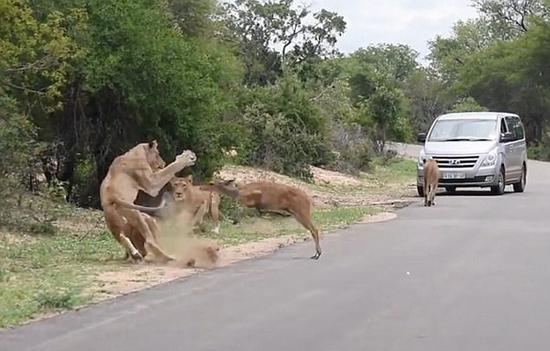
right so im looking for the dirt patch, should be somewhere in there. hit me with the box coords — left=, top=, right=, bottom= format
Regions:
left=88, top=211, right=403, bottom=301
left=217, top=164, right=405, bottom=209
left=310, top=166, right=362, bottom=186
left=89, top=235, right=305, bottom=301
left=359, top=211, right=397, bottom=224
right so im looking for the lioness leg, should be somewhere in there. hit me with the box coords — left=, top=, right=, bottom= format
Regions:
left=210, top=195, right=220, bottom=234
left=120, top=208, right=174, bottom=263
left=189, top=201, right=208, bottom=232
left=104, top=207, right=142, bottom=260
left=139, top=151, right=196, bottom=197
left=119, top=233, right=143, bottom=260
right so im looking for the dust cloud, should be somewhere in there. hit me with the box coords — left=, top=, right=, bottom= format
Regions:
left=159, top=213, right=220, bottom=269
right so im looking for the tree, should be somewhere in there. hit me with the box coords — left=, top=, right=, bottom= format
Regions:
left=0, top=0, right=83, bottom=194
left=429, top=18, right=499, bottom=83
left=352, top=44, right=419, bottom=83
left=449, top=97, right=488, bottom=112
left=218, top=0, right=345, bottom=85
left=363, top=82, right=410, bottom=154
left=404, top=69, right=455, bottom=134
left=473, top=0, right=548, bottom=35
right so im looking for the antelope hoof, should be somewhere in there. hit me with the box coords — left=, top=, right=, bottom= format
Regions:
left=310, top=252, right=321, bottom=260
left=131, top=251, right=143, bottom=261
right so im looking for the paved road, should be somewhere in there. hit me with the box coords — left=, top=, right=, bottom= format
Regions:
left=387, top=141, right=422, bottom=160
left=3, top=158, right=550, bottom=351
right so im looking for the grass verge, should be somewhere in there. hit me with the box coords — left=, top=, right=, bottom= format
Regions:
left=0, top=158, right=415, bottom=328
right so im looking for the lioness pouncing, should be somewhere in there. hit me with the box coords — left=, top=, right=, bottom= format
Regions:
left=100, top=140, right=196, bottom=262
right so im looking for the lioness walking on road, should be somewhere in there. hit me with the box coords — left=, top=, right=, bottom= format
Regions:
left=424, top=159, right=440, bottom=207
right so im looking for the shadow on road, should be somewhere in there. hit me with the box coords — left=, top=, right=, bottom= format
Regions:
left=437, top=189, right=515, bottom=197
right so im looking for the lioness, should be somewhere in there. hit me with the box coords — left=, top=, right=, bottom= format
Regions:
left=424, top=159, right=440, bottom=207
left=169, top=175, right=221, bottom=234
left=100, top=140, right=196, bottom=262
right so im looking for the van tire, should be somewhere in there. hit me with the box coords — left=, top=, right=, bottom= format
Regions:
left=513, top=165, right=526, bottom=193
left=491, top=167, right=506, bottom=195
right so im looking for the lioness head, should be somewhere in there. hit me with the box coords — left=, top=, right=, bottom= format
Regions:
left=170, top=175, right=193, bottom=201
left=146, top=140, right=166, bottom=171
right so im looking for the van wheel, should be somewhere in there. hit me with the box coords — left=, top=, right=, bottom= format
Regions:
left=491, top=167, right=506, bottom=195
left=417, top=186, right=424, bottom=197
left=445, top=186, right=456, bottom=193
left=513, top=165, right=526, bottom=193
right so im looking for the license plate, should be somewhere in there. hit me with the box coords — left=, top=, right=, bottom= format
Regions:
left=442, top=172, right=465, bottom=180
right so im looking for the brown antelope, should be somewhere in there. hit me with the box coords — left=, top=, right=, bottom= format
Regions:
left=423, top=159, right=440, bottom=207
left=203, top=180, right=322, bottom=260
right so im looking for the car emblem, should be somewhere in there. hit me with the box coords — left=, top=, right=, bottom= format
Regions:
left=450, top=159, right=461, bottom=165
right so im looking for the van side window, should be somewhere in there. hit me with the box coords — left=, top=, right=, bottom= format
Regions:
left=505, top=116, right=524, bottom=140
left=515, top=117, right=525, bottom=139
left=500, top=119, right=508, bottom=134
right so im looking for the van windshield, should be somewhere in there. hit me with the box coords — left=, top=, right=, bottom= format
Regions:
left=428, top=119, right=497, bottom=142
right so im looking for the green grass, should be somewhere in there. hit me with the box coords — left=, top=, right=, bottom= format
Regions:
left=200, top=206, right=381, bottom=247
left=0, top=206, right=380, bottom=328
left=0, top=230, right=121, bottom=328
left=0, top=158, right=413, bottom=328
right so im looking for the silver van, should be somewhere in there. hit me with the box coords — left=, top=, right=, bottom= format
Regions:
left=417, top=112, right=527, bottom=196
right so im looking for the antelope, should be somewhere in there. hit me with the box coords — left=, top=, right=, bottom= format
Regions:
left=203, top=180, right=322, bottom=260
left=424, top=159, right=440, bottom=207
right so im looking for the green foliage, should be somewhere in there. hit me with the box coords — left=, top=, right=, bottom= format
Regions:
left=0, top=0, right=421, bottom=207
left=0, top=96, right=38, bottom=193
left=450, top=97, right=488, bottom=112
left=239, top=74, right=333, bottom=179
left=36, top=289, right=78, bottom=310
left=404, top=69, right=454, bottom=135
left=219, top=0, right=345, bottom=85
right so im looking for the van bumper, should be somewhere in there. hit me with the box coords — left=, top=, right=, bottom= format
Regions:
left=417, top=166, right=500, bottom=188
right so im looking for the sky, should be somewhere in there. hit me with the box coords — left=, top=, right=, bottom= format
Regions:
left=309, top=0, right=479, bottom=63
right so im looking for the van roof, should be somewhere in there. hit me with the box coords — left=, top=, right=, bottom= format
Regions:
left=437, top=112, right=518, bottom=121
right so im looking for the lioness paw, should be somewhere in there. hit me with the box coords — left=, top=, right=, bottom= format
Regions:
left=176, top=150, right=197, bottom=165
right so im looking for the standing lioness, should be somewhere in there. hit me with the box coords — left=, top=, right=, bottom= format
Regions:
left=423, top=159, right=440, bottom=207
left=169, top=176, right=221, bottom=234
left=100, top=141, right=196, bottom=262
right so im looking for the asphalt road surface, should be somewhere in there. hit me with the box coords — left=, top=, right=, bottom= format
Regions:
left=3, top=154, right=550, bottom=351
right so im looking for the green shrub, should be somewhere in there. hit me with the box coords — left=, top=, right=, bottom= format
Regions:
left=36, top=290, right=78, bottom=310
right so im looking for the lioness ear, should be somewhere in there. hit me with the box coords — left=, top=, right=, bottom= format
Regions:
left=148, top=140, right=158, bottom=149
left=186, top=175, right=193, bottom=182
left=224, top=179, right=236, bottom=185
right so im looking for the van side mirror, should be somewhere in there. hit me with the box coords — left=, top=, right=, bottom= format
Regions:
left=500, top=132, right=514, bottom=143
left=417, top=132, right=427, bottom=143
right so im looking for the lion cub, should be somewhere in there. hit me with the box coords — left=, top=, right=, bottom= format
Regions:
left=423, top=159, right=440, bottom=207
left=170, top=176, right=221, bottom=233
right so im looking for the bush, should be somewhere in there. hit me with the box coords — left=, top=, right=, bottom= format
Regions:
left=325, top=121, right=374, bottom=174
left=238, top=74, right=333, bottom=180
left=0, top=95, right=40, bottom=195
left=36, top=289, right=78, bottom=310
